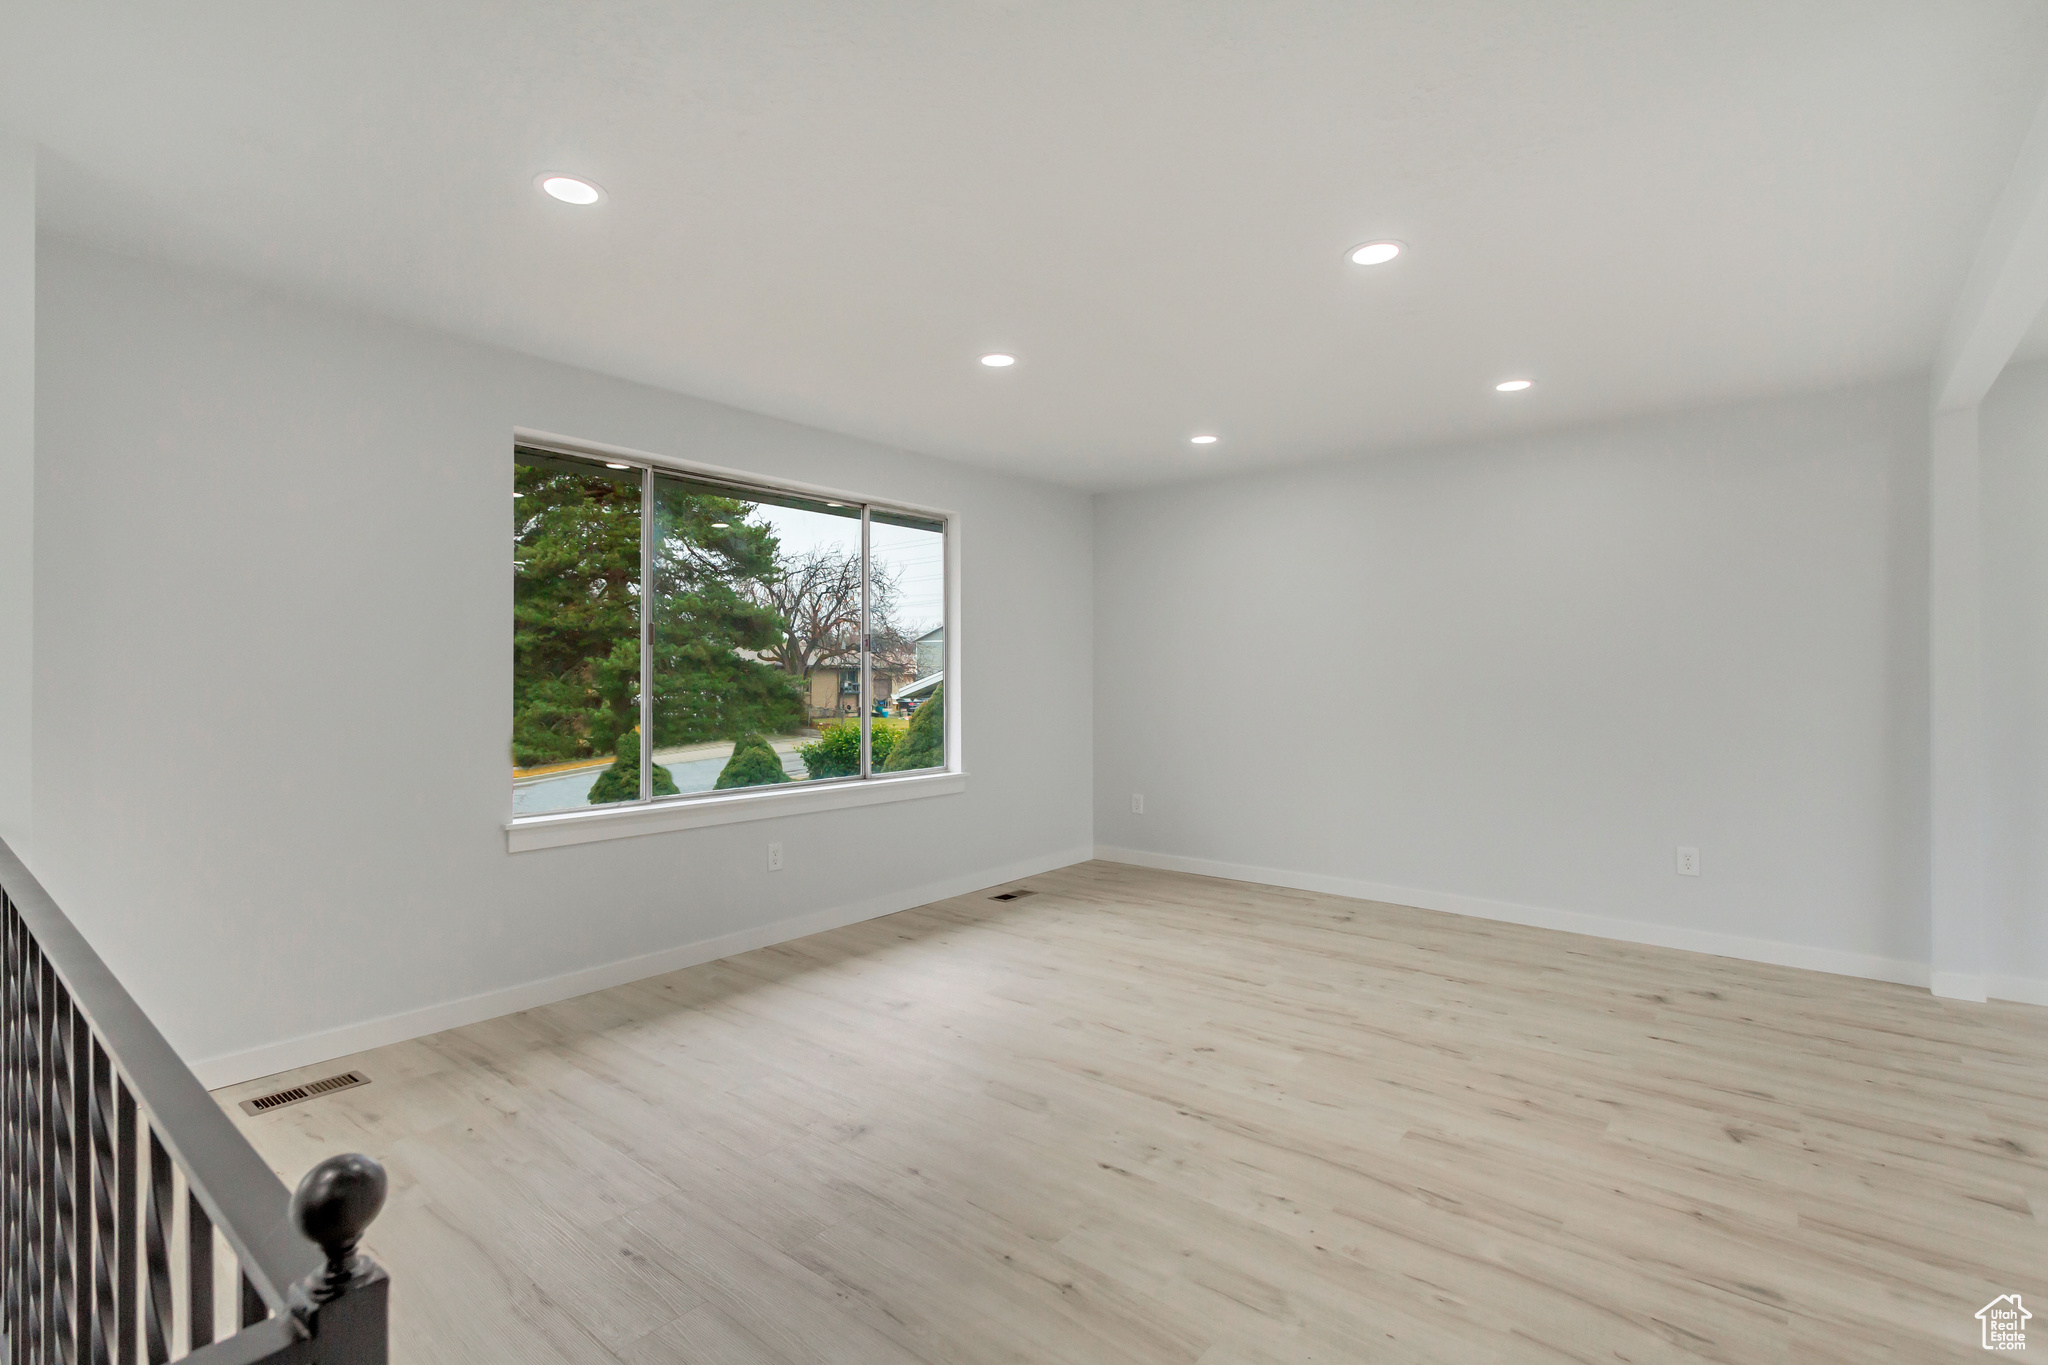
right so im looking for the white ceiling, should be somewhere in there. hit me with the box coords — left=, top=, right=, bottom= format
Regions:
left=4, top=2, right=2046, bottom=488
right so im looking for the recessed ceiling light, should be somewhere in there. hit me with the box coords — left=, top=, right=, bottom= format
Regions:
left=538, top=174, right=603, bottom=205
left=1349, top=241, right=1402, bottom=266
left=980, top=354, right=1016, bottom=367
left=605, top=461, right=631, bottom=469
left=1190, top=435, right=1219, bottom=445
left=1495, top=379, right=1533, bottom=392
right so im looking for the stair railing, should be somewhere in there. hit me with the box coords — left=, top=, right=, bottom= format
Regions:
left=0, top=835, right=388, bottom=1364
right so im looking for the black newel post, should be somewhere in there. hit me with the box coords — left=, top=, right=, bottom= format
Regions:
left=288, top=1153, right=390, bottom=1363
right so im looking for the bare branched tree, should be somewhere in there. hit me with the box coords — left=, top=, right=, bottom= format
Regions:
left=751, top=549, right=903, bottom=680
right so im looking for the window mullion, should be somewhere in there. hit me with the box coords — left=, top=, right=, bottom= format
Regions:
left=860, top=505, right=872, bottom=779
left=639, top=464, right=654, bottom=803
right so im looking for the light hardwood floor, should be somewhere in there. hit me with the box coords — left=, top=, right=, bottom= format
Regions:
left=217, top=861, right=2048, bottom=1363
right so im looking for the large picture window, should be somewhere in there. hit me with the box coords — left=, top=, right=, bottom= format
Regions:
left=512, top=445, right=948, bottom=818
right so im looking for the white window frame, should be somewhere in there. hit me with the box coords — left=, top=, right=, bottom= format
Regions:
left=506, top=428, right=963, bottom=852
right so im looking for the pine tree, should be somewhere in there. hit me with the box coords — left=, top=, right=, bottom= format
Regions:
left=714, top=733, right=791, bottom=789
left=647, top=479, right=806, bottom=746
left=587, top=728, right=679, bottom=804
left=513, top=455, right=805, bottom=768
left=513, top=460, right=643, bottom=767
left=880, top=686, right=943, bottom=771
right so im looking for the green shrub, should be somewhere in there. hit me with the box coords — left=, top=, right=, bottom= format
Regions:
left=714, top=733, right=791, bottom=789
left=587, top=729, right=678, bottom=804
left=798, top=719, right=898, bottom=779
left=872, top=718, right=904, bottom=766
left=880, top=686, right=943, bottom=772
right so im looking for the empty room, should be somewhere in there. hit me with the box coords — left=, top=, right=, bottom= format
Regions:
left=3, top=2, right=2048, bottom=1361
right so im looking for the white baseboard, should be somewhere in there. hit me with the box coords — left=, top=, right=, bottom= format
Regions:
left=1092, top=844, right=1947, bottom=992
left=191, top=843, right=1094, bottom=1089
left=1930, top=971, right=1989, bottom=1003
left=1986, top=973, right=2048, bottom=1007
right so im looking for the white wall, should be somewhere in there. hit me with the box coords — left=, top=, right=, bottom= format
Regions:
left=1981, top=357, right=2048, bottom=994
left=33, top=238, right=1093, bottom=1083
left=1095, top=383, right=1934, bottom=983
left=0, top=139, right=31, bottom=854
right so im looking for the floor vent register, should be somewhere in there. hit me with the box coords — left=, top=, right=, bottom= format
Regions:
left=238, top=1069, right=371, bottom=1115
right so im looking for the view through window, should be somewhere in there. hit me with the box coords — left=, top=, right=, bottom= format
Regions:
left=513, top=447, right=947, bottom=816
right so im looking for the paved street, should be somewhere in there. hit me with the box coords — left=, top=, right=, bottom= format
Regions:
left=513, top=738, right=810, bottom=815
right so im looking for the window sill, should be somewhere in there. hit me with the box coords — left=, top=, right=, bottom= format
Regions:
left=506, top=770, right=968, bottom=852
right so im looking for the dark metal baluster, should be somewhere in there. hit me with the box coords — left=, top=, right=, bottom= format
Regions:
left=22, top=943, right=43, bottom=1365
left=237, top=1273, right=262, bottom=1329
left=47, top=972, right=75, bottom=1365
left=4, top=905, right=17, bottom=1365
left=114, top=1085, right=135, bottom=1365
left=73, top=1013, right=92, bottom=1361
left=40, top=961, right=60, bottom=1365
left=4, top=902, right=18, bottom=1360
left=140, top=1133, right=168, bottom=1365
left=184, top=1193, right=210, bottom=1351
left=87, top=1044, right=115, bottom=1365
left=8, top=904, right=23, bottom=1365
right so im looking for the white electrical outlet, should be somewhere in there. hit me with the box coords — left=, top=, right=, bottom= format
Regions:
left=1676, top=846, right=1699, bottom=877
left=1131, top=793, right=1145, bottom=815
left=767, top=841, right=784, bottom=872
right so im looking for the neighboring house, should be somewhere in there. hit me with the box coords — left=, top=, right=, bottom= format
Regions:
left=915, top=626, right=944, bottom=679
left=734, top=643, right=909, bottom=719
left=806, top=662, right=906, bottom=717
left=895, top=670, right=941, bottom=707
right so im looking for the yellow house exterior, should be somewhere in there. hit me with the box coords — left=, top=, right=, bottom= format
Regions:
left=805, top=664, right=906, bottom=718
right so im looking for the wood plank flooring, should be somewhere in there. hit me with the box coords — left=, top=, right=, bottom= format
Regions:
left=217, top=861, right=2048, bottom=1363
